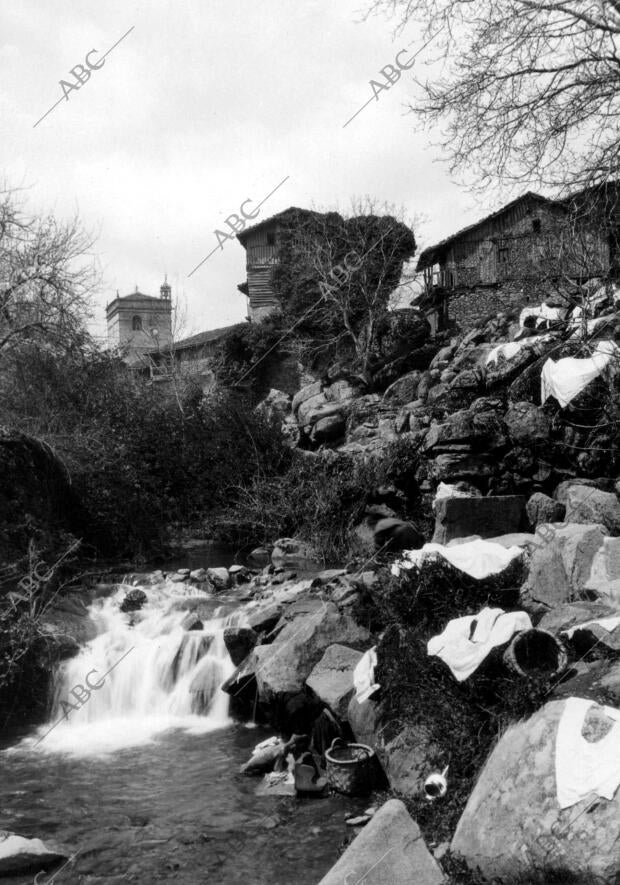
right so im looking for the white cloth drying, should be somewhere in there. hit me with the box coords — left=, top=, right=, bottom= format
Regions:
left=391, top=539, right=523, bottom=581
left=555, top=696, right=620, bottom=809
left=432, top=482, right=474, bottom=510
left=540, top=340, right=618, bottom=408
left=353, top=646, right=379, bottom=703
left=485, top=335, right=552, bottom=367
left=427, top=606, right=532, bottom=681
left=563, top=615, right=620, bottom=639
left=520, top=303, right=563, bottom=329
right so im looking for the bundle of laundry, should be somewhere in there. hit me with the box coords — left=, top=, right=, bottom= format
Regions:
left=519, top=303, right=564, bottom=329
left=427, top=606, right=533, bottom=681
left=568, top=309, right=617, bottom=339
left=432, top=482, right=476, bottom=511
left=353, top=646, right=379, bottom=703
left=540, top=340, right=619, bottom=408
left=391, top=538, right=523, bottom=581
left=562, top=614, right=620, bottom=639
left=486, top=334, right=552, bottom=367
left=555, top=696, right=620, bottom=809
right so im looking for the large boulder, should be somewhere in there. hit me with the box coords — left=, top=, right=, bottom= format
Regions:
left=347, top=696, right=381, bottom=747
left=271, top=537, right=320, bottom=569
left=503, top=400, right=551, bottom=446
left=585, top=537, right=620, bottom=605
left=317, top=799, right=444, bottom=885
left=305, top=643, right=363, bottom=720
left=562, top=485, right=620, bottom=536
left=521, top=523, right=608, bottom=609
left=432, top=495, right=525, bottom=544
left=382, top=370, right=423, bottom=405
left=451, top=700, right=620, bottom=883
left=0, top=832, right=69, bottom=876
left=254, top=388, right=291, bottom=423
left=223, top=626, right=258, bottom=666
left=310, top=412, right=346, bottom=443
left=206, top=567, right=231, bottom=591
left=430, top=454, right=494, bottom=484
left=376, top=723, right=440, bottom=799
left=251, top=599, right=370, bottom=703
left=538, top=601, right=620, bottom=653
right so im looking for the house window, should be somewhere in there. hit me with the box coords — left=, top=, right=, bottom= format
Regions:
left=266, top=230, right=276, bottom=246
left=132, top=315, right=142, bottom=331
left=498, top=246, right=509, bottom=263
left=532, top=218, right=542, bottom=234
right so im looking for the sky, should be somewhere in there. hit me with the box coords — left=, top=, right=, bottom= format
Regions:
left=0, top=0, right=516, bottom=342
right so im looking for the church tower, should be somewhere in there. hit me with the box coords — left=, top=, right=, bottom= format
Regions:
left=106, top=279, right=173, bottom=365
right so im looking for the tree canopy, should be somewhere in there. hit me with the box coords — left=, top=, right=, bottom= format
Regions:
left=367, top=0, right=620, bottom=192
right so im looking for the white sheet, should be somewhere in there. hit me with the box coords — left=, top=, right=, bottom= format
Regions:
left=391, top=539, right=523, bottom=580
left=485, top=334, right=552, bottom=367
left=540, top=340, right=618, bottom=408
left=432, top=482, right=475, bottom=510
left=563, top=615, right=620, bottom=639
left=353, top=646, right=379, bottom=703
left=427, top=606, right=532, bottom=681
left=555, top=696, right=620, bottom=809
left=520, top=303, right=563, bottom=329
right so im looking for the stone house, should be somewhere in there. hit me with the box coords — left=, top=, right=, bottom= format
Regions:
left=417, top=190, right=616, bottom=332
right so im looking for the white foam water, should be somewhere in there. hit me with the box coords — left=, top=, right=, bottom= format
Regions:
left=22, top=581, right=237, bottom=756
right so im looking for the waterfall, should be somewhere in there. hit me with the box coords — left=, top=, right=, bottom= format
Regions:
left=30, top=580, right=237, bottom=756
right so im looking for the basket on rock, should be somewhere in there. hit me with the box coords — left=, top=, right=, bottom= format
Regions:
left=325, top=737, right=374, bottom=796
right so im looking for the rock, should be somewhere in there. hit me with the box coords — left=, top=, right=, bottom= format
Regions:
left=538, top=601, right=620, bottom=652
left=228, top=564, right=251, bottom=583
left=373, top=518, right=424, bottom=551
left=562, top=485, right=620, bottom=535
left=324, top=379, right=363, bottom=403
left=521, top=523, right=608, bottom=609
left=240, top=738, right=285, bottom=775
left=169, top=573, right=188, bottom=583
left=297, top=392, right=329, bottom=425
left=432, top=495, right=525, bottom=544
left=585, top=537, right=620, bottom=604
left=189, top=568, right=207, bottom=582
left=206, top=567, right=231, bottom=591
left=526, top=492, right=565, bottom=529
left=248, top=547, right=271, bottom=567
left=306, top=644, right=363, bottom=719
left=376, top=724, right=440, bottom=799
left=40, top=596, right=97, bottom=647
left=271, top=538, right=320, bottom=569
left=250, top=599, right=370, bottom=703
left=291, top=380, right=323, bottom=415
left=119, top=589, right=147, bottom=613
left=0, top=832, right=70, bottom=875
left=254, top=388, right=291, bottom=422
left=503, top=401, right=551, bottom=445
left=312, top=568, right=346, bottom=586
left=317, top=799, right=444, bottom=885
left=347, top=696, right=380, bottom=747
left=310, top=413, right=346, bottom=442
left=245, top=602, right=282, bottom=634
left=224, top=626, right=258, bottom=666
left=431, top=454, right=494, bottom=484
left=451, top=700, right=620, bottom=883
left=382, top=371, right=423, bottom=405
left=181, top=612, right=203, bottom=631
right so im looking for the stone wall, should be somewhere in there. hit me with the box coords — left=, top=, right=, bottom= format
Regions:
left=448, top=281, right=556, bottom=331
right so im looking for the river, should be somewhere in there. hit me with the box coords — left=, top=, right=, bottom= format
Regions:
left=0, top=569, right=363, bottom=884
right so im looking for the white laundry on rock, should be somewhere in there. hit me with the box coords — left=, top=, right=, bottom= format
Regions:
left=485, top=335, right=552, bottom=367
left=555, top=696, right=620, bottom=809
left=427, top=606, right=532, bottom=682
left=391, top=539, right=523, bottom=581
left=519, top=303, right=563, bottom=329
left=432, top=482, right=474, bottom=511
left=563, top=615, right=620, bottom=639
left=353, top=646, right=379, bottom=703
left=540, top=340, right=618, bottom=408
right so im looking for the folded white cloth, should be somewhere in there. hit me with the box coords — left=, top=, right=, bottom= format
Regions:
left=427, top=607, right=532, bottom=681
left=354, top=647, right=379, bottom=703
left=391, top=539, right=523, bottom=581
left=540, top=340, right=618, bottom=408
left=563, top=615, right=620, bottom=639
left=485, top=335, right=552, bottom=367
left=432, top=482, right=474, bottom=510
left=520, top=304, right=563, bottom=329
left=555, top=696, right=620, bottom=809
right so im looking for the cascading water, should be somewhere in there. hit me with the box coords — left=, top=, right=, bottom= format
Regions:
left=31, top=580, right=237, bottom=756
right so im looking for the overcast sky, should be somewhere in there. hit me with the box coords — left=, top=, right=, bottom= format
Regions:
left=1, top=0, right=516, bottom=342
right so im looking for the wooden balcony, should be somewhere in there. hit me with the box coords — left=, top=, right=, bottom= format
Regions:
left=246, top=244, right=278, bottom=266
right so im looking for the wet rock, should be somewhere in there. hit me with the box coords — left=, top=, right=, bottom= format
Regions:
left=240, top=738, right=285, bottom=776
left=562, top=485, right=620, bottom=535
left=248, top=547, right=271, bottom=567
left=119, top=588, right=147, bottom=613
left=206, top=567, right=231, bottom=591
left=317, top=799, right=444, bottom=885
left=251, top=599, right=370, bottom=703
left=271, top=538, right=320, bottom=569
left=521, top=523, right=608, bottom=609
left=526, top=492, right=565, bottom=529
left=189, top=568, right=207, bottom=582
left=181, top=612, right=203, bottom=631
left=0, top=831, right=70, bottom=875
left=503, top=400, right=551, bottom=445
left=41, top=596, right=97, bottom=646
left=245, top=602, right=282, bottom=634
left=311, top=568, right=346, bottom=587
left=306, top=644, right=364, bottom=720
left=432, top=495, right=525, bottom=544
left=224, top=626, right=258, bottom=666
left=451, top=700, right=620, bottom=883
left=229, top=564, right=251, bottom=583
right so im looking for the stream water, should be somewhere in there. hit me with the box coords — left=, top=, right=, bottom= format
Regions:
left=0, top=573, right=361, bottom=884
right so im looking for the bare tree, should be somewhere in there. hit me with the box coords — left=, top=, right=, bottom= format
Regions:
left=366, top=0, right=620, bottom=192
left=0, top=186, right=98, bottom=354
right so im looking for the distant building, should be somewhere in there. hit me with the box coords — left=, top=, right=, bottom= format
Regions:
left=237, top=207, right=317, bottom=322
left=106, top=279, right=173, bottom=365
left=417, top=190, right=617, bottom=332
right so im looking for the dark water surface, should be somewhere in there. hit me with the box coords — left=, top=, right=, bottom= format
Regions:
left=0, top=722, right=364, bottom=884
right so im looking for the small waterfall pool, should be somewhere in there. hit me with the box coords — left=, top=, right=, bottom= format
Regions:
left=0, top=578, right=359, bottom=883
